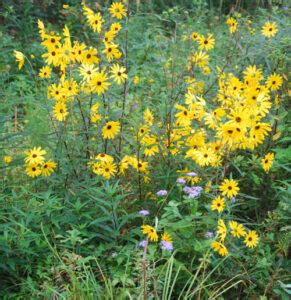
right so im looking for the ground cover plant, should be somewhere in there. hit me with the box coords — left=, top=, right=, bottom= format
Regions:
left=0, top=0, right=290, bottom=299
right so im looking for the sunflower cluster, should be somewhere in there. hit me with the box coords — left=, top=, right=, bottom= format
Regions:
left=211, top=219, right=259, bottom=256
left=36, top=1, right=127, bottom=124
left=162, top=63, right=283, bottom=169
left=24, top=147, right=57, bottom=178
left=141, top=225, right=173, bottom=251
left=188, top=31, right=214, bottom=75
left=13, top=2, right=283, bottom=262
left=89, top=153, right=117, bottom=180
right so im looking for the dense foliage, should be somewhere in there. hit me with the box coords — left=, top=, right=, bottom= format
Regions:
left=0, top=1, right=290, bottom=299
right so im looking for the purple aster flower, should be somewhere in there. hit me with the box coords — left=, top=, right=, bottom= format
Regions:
left=230, top=197, right=236, bottom=203
left=139, top=209, right=150, bottom=216
left=183, top=186, right=203, bottom=198
left=156, top=190, right=168, bottom=197
left=160, top=241, right=173, bottom=251
left=186, top=172, right=197, bottom=177
left=282, top=6, right=288, bottom=11
left=176, top=177, right=186, bottom=185
left=138, top=240, right=148, bottom=248
left=205, top=231, right=214, bottom=238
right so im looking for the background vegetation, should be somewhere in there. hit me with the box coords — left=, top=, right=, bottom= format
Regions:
left=0, top=0, right=290, bottom=299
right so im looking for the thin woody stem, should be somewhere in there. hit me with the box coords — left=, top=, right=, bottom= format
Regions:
left=142, top=237, right=149, bottom=300
left=118, top=3, right=129, bottom=156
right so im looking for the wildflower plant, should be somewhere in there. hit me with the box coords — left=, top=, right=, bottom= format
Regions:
left=1, top=1, right=289, bottom=298
left=12, top=0, right=286, bottom=261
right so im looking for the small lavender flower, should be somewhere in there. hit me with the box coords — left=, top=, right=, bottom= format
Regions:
left=138, top=240, right=148, bottom=248
left=183, top=186, right=203, bottom=198
left=156, top=190, right=168, bottom=197
left=230, top=197, right=236, bottom=203
left=282, top=6, right=288, bottom=11
left=160, top=241, right=173, bottom=251
left=139, top=209, right=150, bottom=216
left=176, top=177, right=186, bottom=185
left=186, top=172, right=197, bottom=177
left=205, top=231, right=214, bottom=238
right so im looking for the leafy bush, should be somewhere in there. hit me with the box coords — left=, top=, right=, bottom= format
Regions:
left=0, top=1, right=290, bottom=299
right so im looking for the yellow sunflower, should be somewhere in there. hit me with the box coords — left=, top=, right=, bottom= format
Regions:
left=39, top=66, right=52, bottom=78
left=99, top=161, right=117, bottom=179
left=266, top=73, right=283, bottom=91
left=198, top=34, right=215, bottom=51
left=261, top=152, right=274, bottom=173
left=217, top=219, right=227, bottom=242
left=219, top=179, right=240, bottom=198
left=229, top=221, right=246, bottom=238
left=13, top=50, right=25, bottom=70
left=211, top=195, right=225, bottom=213
left=54, top=102, right=68, bottom=121
left=102, top=121, right=120, bottom=139
left=25, top=147, right=46, bottom=165
left=190, top=31, right=199, bottom=41
left=244, top=230, right=259, bottom=248
left=161, top=232, right=173, bottom=242
left=3, top=156, right=13, bottom=164
left=108, top=2, right=127, bottom=20
left=26, top=163, right=42, bottom=178
left=141, top=225, right=158, bottom=242
left=90, top=70, right=111, bottom=94
left=41, top=160, right=57, bottom=177
left=211, top=241, right=228, bottom=256
left=261, top=21, right=278, bottom=38
left=110, top=64, right=127, bottom=85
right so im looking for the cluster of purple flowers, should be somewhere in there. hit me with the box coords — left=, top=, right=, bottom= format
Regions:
left=138, top=240, right=173, bottom=251
left=205, top=231, right=215, bottom=238
left=186, top=172, right=197, bottom=177
left=160, top=240, right=173, bottom=251
left=138, top=240, right=148, bottom=248
left=156, top=189, right=168, bottom=197
left=183, top=186, right=203, bottom=198
left=176, top=177, right=186, bottom=185
left=139, top=209, right=150, bottom=216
